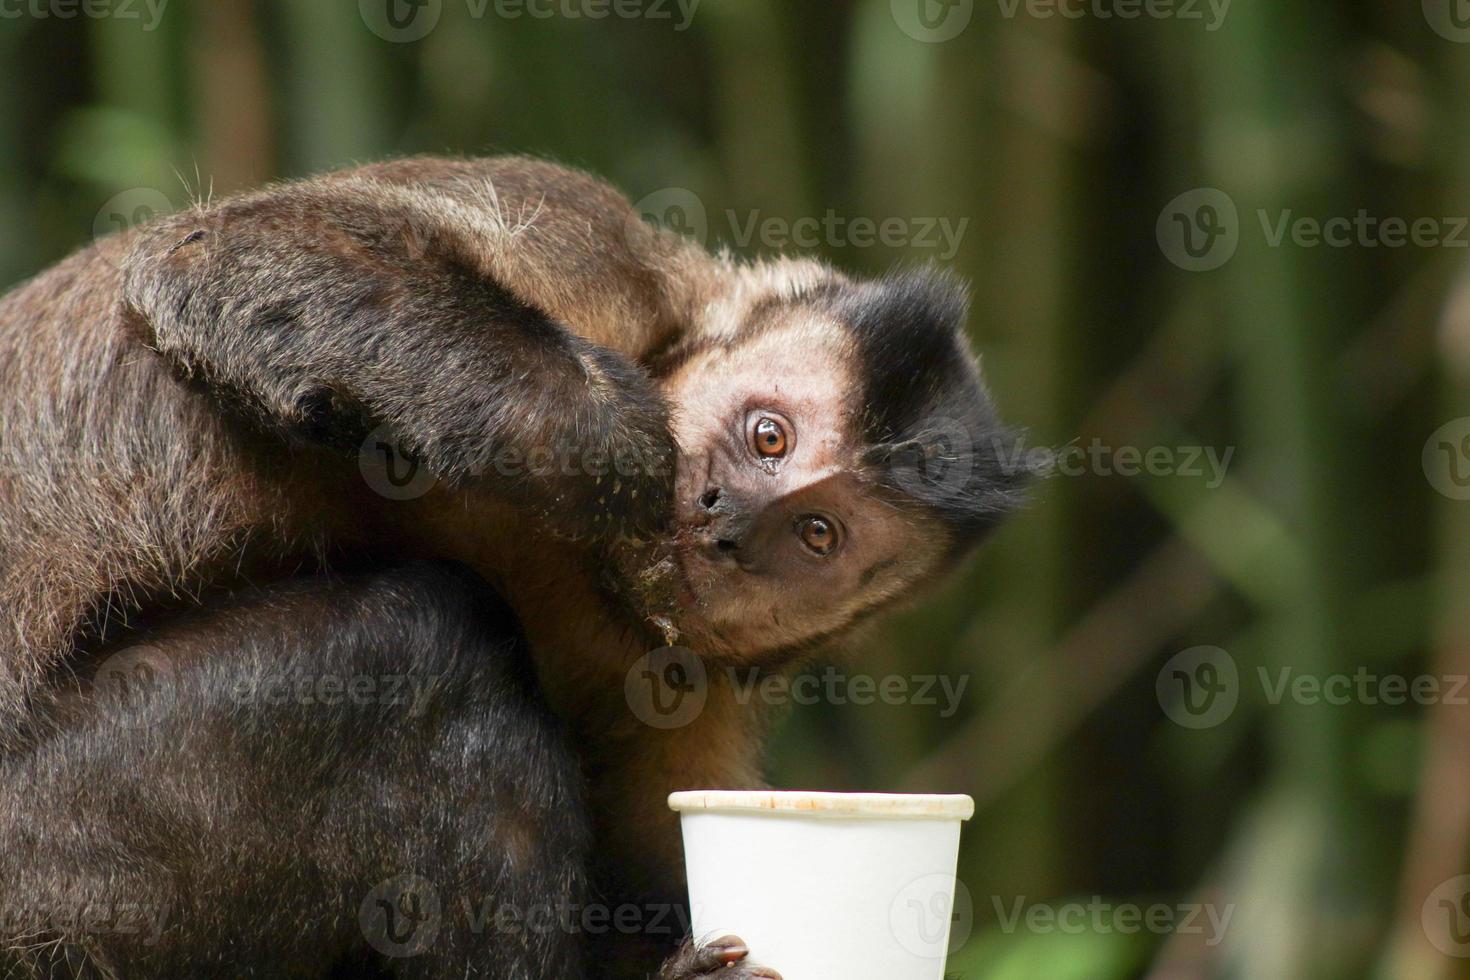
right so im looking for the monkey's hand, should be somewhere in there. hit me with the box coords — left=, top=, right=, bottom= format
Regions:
left=656, top=936, right=782, bottom=980
left=120, top=179, right=675, bottom=541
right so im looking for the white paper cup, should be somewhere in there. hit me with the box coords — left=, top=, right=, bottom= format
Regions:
left=669, top=790, right=974, bottom=979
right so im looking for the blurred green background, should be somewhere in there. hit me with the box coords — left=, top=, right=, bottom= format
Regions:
left=2, top=1, right=1468, bottom=977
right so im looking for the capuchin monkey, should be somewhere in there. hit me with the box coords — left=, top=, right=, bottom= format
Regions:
left=0, top=157, right=1027, bottom=977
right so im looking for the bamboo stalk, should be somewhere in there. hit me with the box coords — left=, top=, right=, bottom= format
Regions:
left=1192, top=4, right=1364, bottom=976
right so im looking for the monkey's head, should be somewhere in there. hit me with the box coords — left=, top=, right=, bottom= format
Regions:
left=649, top=261, right=1029, bottom=664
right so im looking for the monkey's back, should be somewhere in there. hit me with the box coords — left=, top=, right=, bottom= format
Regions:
left=0, top=238, right=328, bottom=748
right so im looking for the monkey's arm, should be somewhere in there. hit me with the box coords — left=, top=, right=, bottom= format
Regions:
left=319, top=155, right=715, bottom=361
left=120, top=164, right=685, bottom=539
left=578, top=674, right=784, bottom=980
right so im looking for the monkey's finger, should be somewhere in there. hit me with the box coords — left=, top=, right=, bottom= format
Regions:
left=688, top=938, right=784, bottom=979
left=658, top=935, right=756, bottom=977
left=697, top=934, right=750, bottom=968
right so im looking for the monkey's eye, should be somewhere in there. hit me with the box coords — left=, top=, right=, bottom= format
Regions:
left=797, top=515, right=839, bottom=556
left=747, top=412, right=793, bottom=460
left=754, top=419, right=786, bottom=456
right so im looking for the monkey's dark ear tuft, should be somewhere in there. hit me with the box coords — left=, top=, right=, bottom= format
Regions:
left=841, top=265, right=1034, bottom=555
left=842, top=265, right=970, bottom=443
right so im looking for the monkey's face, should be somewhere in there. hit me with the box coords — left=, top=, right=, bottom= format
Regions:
left=659, top=310, right=946, bottom=662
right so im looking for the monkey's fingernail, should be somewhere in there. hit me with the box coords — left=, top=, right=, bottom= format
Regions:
left=747, top=968, right=782, bottom=979
left=708, top=936, right=748, bottom=963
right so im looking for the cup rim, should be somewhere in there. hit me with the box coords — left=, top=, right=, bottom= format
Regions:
left=668, top=790, right=975, bottom=820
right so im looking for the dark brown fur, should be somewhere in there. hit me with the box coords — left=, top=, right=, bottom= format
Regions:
left=0, top=156, right=1025, bottom=977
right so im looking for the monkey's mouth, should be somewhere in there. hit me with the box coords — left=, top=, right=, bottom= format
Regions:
left=669, top=535, right=705, bottom=608
left=670, top=520, right=747, bottom=611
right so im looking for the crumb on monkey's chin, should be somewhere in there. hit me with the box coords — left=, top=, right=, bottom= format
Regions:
left=606, top=531, right=697, bottom=644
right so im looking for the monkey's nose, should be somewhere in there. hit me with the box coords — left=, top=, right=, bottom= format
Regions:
left=697, top=530, right=740, bottom=560
left=693, top=487, right=751, bottom=557
left=685, top=486, right=720, bottom=529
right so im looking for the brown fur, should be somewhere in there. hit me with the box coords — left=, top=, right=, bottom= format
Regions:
left=0, top=156, right=1024, bottom=971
